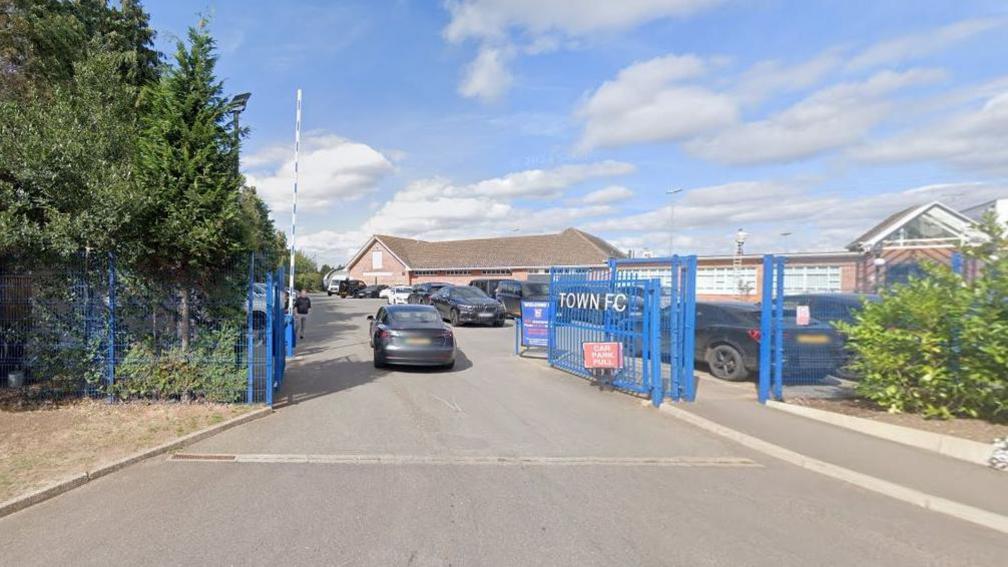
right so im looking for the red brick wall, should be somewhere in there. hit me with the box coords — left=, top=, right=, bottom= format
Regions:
left=347, top=240, right=408, bottom=286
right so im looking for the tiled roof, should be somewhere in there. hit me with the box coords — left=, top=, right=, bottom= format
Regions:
left=367, top=228, right=625, bottom=270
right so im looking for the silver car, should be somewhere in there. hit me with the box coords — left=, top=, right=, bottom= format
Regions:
left=368, top=305, right=456, bottom=369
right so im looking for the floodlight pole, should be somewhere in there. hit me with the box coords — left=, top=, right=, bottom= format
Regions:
left=287, top=89, right=302, bottom=314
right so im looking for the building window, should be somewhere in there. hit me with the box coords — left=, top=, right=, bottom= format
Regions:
left=372, top=250, right=382, bottom=269
left=696, top=267, right=758, bottom=295
left=480, top=269, right=513, bottom=276
left=782, top=265, right=842, bottom=293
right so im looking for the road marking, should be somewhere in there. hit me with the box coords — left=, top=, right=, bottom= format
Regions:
left=660, top=405, right=1008, bottom=535
left=170, top=453, right=761, bottom=467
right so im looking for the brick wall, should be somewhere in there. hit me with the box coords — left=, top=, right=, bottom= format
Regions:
left=347, top=241, right=408, bottom=286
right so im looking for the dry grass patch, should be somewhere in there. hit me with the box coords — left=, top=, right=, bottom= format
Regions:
left=0, top=399, right=257, bottom=502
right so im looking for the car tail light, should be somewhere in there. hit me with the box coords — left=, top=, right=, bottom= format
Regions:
left=747, top=328, right=761, bottom=342
left=377, top=329, right=390, bottom=340
left=441, top=329, right=454, bottom=339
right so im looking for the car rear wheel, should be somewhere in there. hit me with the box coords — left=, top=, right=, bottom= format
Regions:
left=706, top=344, right=748, bottom=381
left=443, top=359, right=455, bottom=370
left=373, top=348, right=386, bottom=368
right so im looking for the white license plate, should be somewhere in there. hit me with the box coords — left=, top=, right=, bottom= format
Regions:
left=478, top=312, right=494, bottom=318
left=405, top=337, right=430, bottom=345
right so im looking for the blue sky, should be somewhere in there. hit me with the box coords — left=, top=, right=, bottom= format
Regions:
left=148, top=0, right=1008, bottom=265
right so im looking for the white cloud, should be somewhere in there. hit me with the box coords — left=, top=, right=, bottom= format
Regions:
left=575, top=54, right=736, bottom=151
left=461, top=160, right=634, bottom=198
left=244, top=134, right=395, bottom=214
left=443, top=0, right=722, bottom=41
left=846, top=17, right=1006, bottom=71
left=296, top=161, right=630, bottom=265
left=443, top=0, right=723, bottom=101
left=582, top=185, right=634, bottom=204
left=682, top=68, right=945, bottom=164
left=852, top=90, right=1008, bottom=174
left=458, top=45, right=513, bottom=101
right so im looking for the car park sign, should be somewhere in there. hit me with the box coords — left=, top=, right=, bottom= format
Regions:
left=520, top=301, right=550, bottom=347
left=582, top=342, right=623, bottom=369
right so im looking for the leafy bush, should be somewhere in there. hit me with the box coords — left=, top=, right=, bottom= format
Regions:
left=110, top=325, right=245, bottom=403
left=840, top=215, right=1008, bottom=422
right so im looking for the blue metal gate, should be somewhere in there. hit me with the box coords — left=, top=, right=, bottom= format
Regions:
left=547, top=256, right=697, bottom=407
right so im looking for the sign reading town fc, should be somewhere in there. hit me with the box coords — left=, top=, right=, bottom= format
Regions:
left=556, top=292, right=630, bottom=312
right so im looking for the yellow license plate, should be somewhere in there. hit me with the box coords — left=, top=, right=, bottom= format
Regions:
left=405, top=337, right=430, bottom=345
left=797, top=334, right=830, bottom=345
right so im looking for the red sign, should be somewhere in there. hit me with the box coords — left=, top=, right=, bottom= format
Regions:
left=583, top=342, right=623, bottom=369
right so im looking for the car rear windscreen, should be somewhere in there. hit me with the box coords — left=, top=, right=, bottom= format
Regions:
left=522, top=282, right=549, bottom=296
left=389, top=310, right=441, bottom=324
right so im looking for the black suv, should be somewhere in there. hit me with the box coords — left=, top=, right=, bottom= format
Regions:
left=431, top=285, right=505, bottom=326
left=495, top=279, right=550, bottom=318
left=407, top=282, right=451, bottom=305
left=468, top=278, right=504, bottom=297
left=354, top=284, right=388, bottom=298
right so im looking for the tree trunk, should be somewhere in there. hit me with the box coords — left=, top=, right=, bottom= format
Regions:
left=178, top=289, right=190, bottom=351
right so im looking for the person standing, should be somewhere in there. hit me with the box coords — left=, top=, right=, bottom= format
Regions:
left=294, top=290, right=311, bottom=339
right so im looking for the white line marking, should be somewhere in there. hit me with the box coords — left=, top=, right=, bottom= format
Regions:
left=171, top=453, right=760, bottom=467
left=660, top=405, right=1008, bottom=535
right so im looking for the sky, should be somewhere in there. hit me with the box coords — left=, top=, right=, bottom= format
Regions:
left=147, top=0, right=1008, bottom=266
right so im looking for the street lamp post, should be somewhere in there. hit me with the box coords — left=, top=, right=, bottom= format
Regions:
left=228, top=93, right=251, bottom=177
left=666, top=188, right=684, bottom=256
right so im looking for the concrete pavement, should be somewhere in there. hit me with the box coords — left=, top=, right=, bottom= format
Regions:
left=1, top=295, right=1005, bottom=566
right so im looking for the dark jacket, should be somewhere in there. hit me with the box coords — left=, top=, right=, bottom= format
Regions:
left=294, top=296, right=311, bottom=315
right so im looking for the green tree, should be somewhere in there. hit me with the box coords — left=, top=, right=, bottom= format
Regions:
left=0, top=0, right=158, bottom=99
left=132, top=20, right=244, bottom=348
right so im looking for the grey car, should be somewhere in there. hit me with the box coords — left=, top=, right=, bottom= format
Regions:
left=368, top=304, right=456, bottom=369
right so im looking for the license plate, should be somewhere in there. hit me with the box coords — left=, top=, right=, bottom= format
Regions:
left=405, top=337, right=430, bottom=345
left=478, top=312, right=494, bottom=318
left=797, top=334, right=830, bottom=345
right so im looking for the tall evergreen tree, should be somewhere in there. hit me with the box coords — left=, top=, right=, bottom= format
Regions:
left=133, top=20, right=245, bottom=347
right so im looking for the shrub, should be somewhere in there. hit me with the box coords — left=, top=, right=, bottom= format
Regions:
left=110, top=325, right=245, bottom=403
left=840, top=214, right=1008, bottom=422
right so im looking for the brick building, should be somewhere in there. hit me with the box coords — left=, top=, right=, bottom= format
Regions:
left=340, top=199, right=997, bottom=298
left=344, top=228, right=625, bottom=286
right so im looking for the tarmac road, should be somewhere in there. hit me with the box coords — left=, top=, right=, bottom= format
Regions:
left=1, top=296, right=1004, bottom=566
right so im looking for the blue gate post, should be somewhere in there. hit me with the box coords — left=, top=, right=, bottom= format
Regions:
left=246, top=253, right=255, bottom=403
left=649, top=281, right=663, bottom=407
left=682, top=255, right=698, bottom=402
left=106, top=253, right=117, bottom=395
left=758, top=255, right=774, bottom=403
left=547, top=267, right=556, bottom=367
left=951, top=251, right=963, bottom=275
left=668, top=255, right=681, bottom=401
left=773, top=257, right=786, bottom=400
left=264, top=270, right=274, bottom=406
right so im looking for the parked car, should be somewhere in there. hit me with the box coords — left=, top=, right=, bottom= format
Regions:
left=430, top=285, right=506, bottom=327
left=379, top=285, right=405, bottom=301
left=468, top=278, right=504, bottom=297
left=495, top=279, right=550, bottom=318
left=407, top=282, right=451, bottom=304
left=387, top=285, right=414, bottom=305
left=694, top=301, right=843, bottom=382
left=782, top=293, right=879, bottom=378
left=354, top=284, right=388, bottom=299
left=332, top=279, right=365, bottom=297
left=367, top=304, right=456, bottom=369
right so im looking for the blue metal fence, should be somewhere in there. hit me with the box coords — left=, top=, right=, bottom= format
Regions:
left=758, top=252, right=969, bottom=402
left=546, top=256, right=697, bottom=407
left=0, top=253, right=288, bottom=405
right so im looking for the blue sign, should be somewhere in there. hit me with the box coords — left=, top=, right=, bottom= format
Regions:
left=521, top=301, right=550, bottom=347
